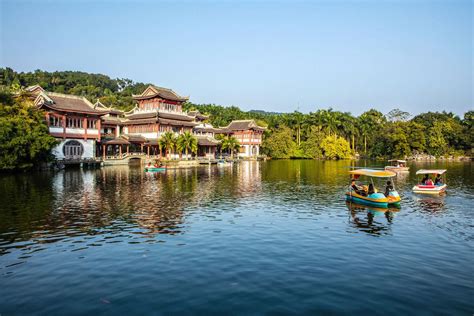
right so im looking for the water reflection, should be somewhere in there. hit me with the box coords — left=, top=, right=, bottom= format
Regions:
left=412, top=195, right=447, bottom=214
left=0, top=160, right=473, bottom=315
left=346, top=202, right=400, bottom=236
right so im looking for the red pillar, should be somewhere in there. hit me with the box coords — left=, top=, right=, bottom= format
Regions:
left=102, top=145, right=106, bottom=160
left=97, top=118, right=101, bottom=141
left=83, top=117, right=88, bottom=140
left=62, top=114, right=66, bottom=139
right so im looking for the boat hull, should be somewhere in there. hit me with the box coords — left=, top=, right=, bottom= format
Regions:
left=412, top=184, right=446, bottom=195
left=345, top=192, right=400, bottom=208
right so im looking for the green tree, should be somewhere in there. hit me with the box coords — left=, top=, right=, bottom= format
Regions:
left=221, top=136, right=240, bottom=159
left=427, top=122, right=448, bottom=157
left=0, top=89, right=57, bottom=170
left=320, top=135, right=352, bottom=159
left=300, top=126, right=323, bottom=158
left=262, top=127, right=297, bottom=159
left=159, top=132, right=176, bottom=160
left=407, top=121, right=426, bottom=153
left=176, top=132, right=198, bottom=160
left=358, top=109, right=386, bottom=156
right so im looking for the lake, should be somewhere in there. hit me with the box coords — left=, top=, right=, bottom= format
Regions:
left=0, top=160, right=473, bottom=315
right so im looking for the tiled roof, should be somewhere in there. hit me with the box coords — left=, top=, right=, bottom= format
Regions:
left=36, top=92, right=108, bottom=115
left=104, top=138, right=130, bottom=145
left=132, top=85, right=189, bottom=102
left=158, top=118, right=197, bottom=127
left=196, top=135, right=220, bottom=146
left=194, top=124, right=222, bottom=133
left=187, top=110, right=209, bottom=120
left=158, top=111, right=194, bottom=121
left=145, top=138, right=160, bottom=146
left=123, top=118, right=157, bottom=125
left=102, top=116, right=123, bottom=125
left=223, top=120, right=265, bottom=132
left=94, top=100, right=124, bottom=116
left=25, top=85, right=45, bottom=97
left=124, top=135, right=147, bottom=143
left=125, top=112, right=158, bottom=120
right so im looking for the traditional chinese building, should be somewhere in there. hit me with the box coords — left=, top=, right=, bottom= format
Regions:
left=220, top=120, right=265, bottom=157
left=34, top=88, right=108, bottom=160
left=121, top=85, right=220, bottom=158
left=28, top=84, right=265, bottom=161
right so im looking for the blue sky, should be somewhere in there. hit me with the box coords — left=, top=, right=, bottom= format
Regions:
left=1, top=0, right=472, bottom=115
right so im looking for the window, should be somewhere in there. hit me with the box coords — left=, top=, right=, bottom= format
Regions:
left=87, top=119, right=96, bottom=129
left=67, top=117, right=83, bottom=128
left=63, top=140, right=84, bottom=159
left=49, top=115, right=62, bottom=127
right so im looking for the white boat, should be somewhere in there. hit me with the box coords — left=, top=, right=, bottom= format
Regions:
left=412, top=169, right=447, bottom=194
left=385, top=159, right=409, bottom=173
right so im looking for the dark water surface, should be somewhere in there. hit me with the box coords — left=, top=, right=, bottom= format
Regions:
left=1, top=160, right=473, bottom=315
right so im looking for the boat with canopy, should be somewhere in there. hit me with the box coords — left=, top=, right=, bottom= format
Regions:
left=385, top=159, right=409, bottom=173
left=346, top=169, right=401, bottom=208
left=412, top=169, right=447, bottom=194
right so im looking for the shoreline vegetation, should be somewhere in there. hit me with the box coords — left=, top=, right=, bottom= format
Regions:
left=0, top=67, right=472, bottom=171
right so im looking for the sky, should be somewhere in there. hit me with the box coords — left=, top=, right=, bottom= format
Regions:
left=0, top=0, right=472, bottom=116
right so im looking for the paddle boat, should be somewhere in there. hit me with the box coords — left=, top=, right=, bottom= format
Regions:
left=144, top=163, right=166, bottom=172
left=412, top=169, right=447, bottom=194
left=345, top=169, right=401, bottom=208
left=385, top=159, right=409, bottom=173
left=145, top=167, right=166, bottom=172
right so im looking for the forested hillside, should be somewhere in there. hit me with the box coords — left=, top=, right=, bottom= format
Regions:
left=1, top=67, right=149, bottom=110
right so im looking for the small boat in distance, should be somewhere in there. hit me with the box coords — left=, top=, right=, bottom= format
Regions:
left=385, top=159, right=409, bottom=173
left=346, top=169, right=401, bottom=208
left=144, top=161, right=166, bottom=172
left=145, top=167, right=166, bottom=172
left=412, top=169, right=447, bottom=194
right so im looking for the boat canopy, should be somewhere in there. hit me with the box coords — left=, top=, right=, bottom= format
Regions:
left=349, top=169, right=397, bottom=178
left=416, top=169, right=447, bottom=175
left=388, top=159, right=406, bottom=163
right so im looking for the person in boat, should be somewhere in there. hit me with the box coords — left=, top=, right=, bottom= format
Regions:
left=146, top=162, right=152, bottom=170
left=351, top=179, right=364, bottom=195
left=154, top=162, right=159, bottom=168
left=367, top=183, right=375, bottom=196
left=434, top=174, right=443, bottom=185
left=425, top=177, right=434, bottom=186
left=384, top=180, right=394, bottom=197
left=421, top=174, right=429, bottom=185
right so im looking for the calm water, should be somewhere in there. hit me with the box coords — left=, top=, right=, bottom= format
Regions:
left=0, top=160, right=473, bottom=315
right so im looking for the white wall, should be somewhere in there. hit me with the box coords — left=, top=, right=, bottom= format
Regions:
left=237, top=145, right=260, bottom=157
left=52, top=139, right=96, bottom=160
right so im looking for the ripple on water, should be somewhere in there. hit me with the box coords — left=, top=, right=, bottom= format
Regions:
left=0, top=161, right=473, bottom=314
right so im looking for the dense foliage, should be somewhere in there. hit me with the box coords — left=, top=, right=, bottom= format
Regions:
left=0, top=89, right=57, bottom=170
left=187, top=105, right=473, bottom=159
left=1, top=68, right=472, bottom=160
left=1, top=67, right=149, bottom=111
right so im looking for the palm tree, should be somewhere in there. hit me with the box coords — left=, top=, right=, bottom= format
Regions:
left=221, top=136, right=240, bottom=159
left=159, top=132, right=176, bottom=160
left=215, top=134, right=226, bottom=158
left=176, top=132, right=198, bottom=160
